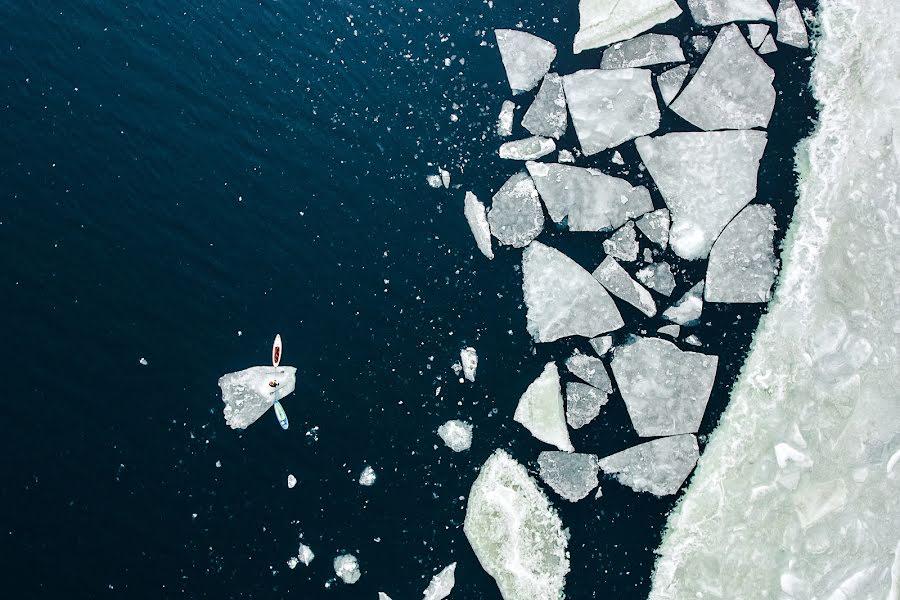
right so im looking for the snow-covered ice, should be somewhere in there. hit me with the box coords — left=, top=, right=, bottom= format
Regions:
left=636, top=262, right=676, bottom=296
left=593, top=256, right=657, bottom=317
left=565, top=351, right=613, bottom=391
left=460, top=346, right=478, bottom=381
left=599, top=434, right=699, bottom=496
left=219, top=366, right=297, bottom=429
left=487, top=172, right=544, bottom=248
left=464, top=191, right=494, bottom=260
left=438, top=419, right=473, bottom=452
left=589, top=335, right=613, bottom=357
left=557, top=149, right=575, bottom=163
left=775, top=0, right=809, bottom=48
left=574, top=0, right=682, bottom=54
left=427, top=174, right=442, bottom=188
left=423, top=563, right=456, bottom=600
left=747, top=23, right=769, bottom=48
left=690, top=35, right=711, bottom=54
left=636, top=208, right=670, bottom=250
left=495, top=29, right=556, bottom=94
left=601, top=34, right=685, bottom=69
left=656, top=64, right=689, bottom=105
left=298, top=544, right=314, bottom=566
left=522, top=73, right=568, bottom=140
left=686, top=0, right=775, bottom=26
left=333, top=554, right=361, bottom=584
left=602, top=221, right=639, bottom=262
left=499, top=136, right=556, bottom=161
left=705, top=204, right=777, bottom=303
left=497, top=100, right=515, bottom=137
left=514, top=362, right=573, bottom=452
left=358, top=465, right=377, bottom=486
left=287, top=556, right=299, bottom=569
left=287, top=474, right=297, bottom=489
left=662, top=281, right=704, bottom=325
left=566, top=382, right=610, bottom=429
left=538, top=451, right=599, bottom=501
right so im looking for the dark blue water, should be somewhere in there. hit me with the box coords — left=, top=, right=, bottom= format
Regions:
left=0, top=1, right=815, bottom=598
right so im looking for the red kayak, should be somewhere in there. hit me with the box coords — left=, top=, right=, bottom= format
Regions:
left=272, top=334, right=283, bottom=367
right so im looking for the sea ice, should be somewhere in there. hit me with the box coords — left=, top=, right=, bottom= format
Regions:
left=662, top=281, right=704, bottom=325
left=690, top=35, right=711, bottom=54
left=684, top=334, right=701, bottom=347
left=378, top=594, right=393, bottom=600
left=526, top=162, right=652, bottom=232
left=495, top=29, right=557, bottom=94
left=758, top=34, right=778, bottom=55
left=487, top=172, right=544, bottom=248
left=747, top=23, right=769, bottom=48
left=670, top=25, right=775, bottom=131
left=686, top=0, right=776, bottom=26
left=298, top=544, right=315, bottom=566
left=656, top=64, right=689, bottom=105
left=423, top=563, right=457, bottom=600
left=499, top=136, right=556, bottom=161
left=522, top=242, right=624, bottom=342
left=593, top=256, right=657, bottom=317
left=610, top=337, right=718, bottom=436
left=427, top=174, right=442, bottom=188
left=598, top=434, right=699, bottom=496
left=219, top=366, right=298, bottom=430
left=658, top=324, right=680, bottom=338
left=565, top=351, right=613, bottom=391
left=566, top=382, right=610, bottom=429
left=464, top=191, right=494, bottom=260
left=636, top=262, right=676, bottom=296
left=514, top=362, right=573, bottom=452
left=522, top=73, right=568, bottom=139
left=497, top=100, right=515, bottom=137
left=440, top=169, right=451, bottom=189
left=460, top=346, right=478, bottom=381
left=438, top=420, right=473, bottom=452
left=574, top=0, right=682, bottom=53
left=334, top=554, right=361, bottom=584
left=287, top=474, right=297, bottom=489
left=705, top=204, right=777, bottom=303
left=557, top=149, right=575, bottom=163
left=287, top=557, right=299, bottom=569
left=563, top=68, right=660, bottom=155
left=464, top=449, right=569, bottom=600
left=538, top=451, right=600, bottom=501
left=602, top=222, right=639, bottom=262
left=601, top=34, right=685, bottom=69
left=775, top=0, right=809, bottom=48
left=589, top=335, right=613, bottom=357
left=358, top=465, right=377, bottom=486
left=636, top=208, right=670, bottom=249
left=636, top=130, right=767, bottom=259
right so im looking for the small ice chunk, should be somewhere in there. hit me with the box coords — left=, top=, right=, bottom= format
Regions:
left=574, top=0, right=683, bottom=53
left=690, top=35, right=711, bottom=54
left=460, top=346, right=478, bottom=381
left=139, top=357, right=148, bottom=366
left=589, top=335, right=613, bottom=357
left=775, top=0, right=809, bottom=48
left=558, top=149, right=575, bottom=163
left=747, top=23, right=769, bottom=48
left=636, top=261, right=676, bottom=296
left=514, top=362, right=573, bottom=452
left=333, top=554, right=361, bottom=584
left=358, top=465, right=377, bottom=486
left=563, top=68, right=660, bottom=155
left=527, top=162, right=653, bottom=232
left=298, top=544, right=315, bottom=566
left=219, top=366, right=298, bottom=430
left=497, top=100, right=515, bottom=137
left=487, top=172, right=544, bottom=248
left=656, top=64, right=689, bottom=105
left=636, top=208, right=670, bottom=249
left=565, top=352, right=613, bottom=391
left=499, top=136, right=556, bottom=161
left=423, top=563, right=457, bottom=600
left=538, top=451, right=600, bottom=502
left=287, top=556, right=299, bottom=569
left=687, top=0, right=776, bottom=26
left=439, top=169, right=451, bottom=189
left=670, top=25, right=775, bottom=131
left=464, top=191, right=494, bottom=260
left=611, top=151, right=625, bottom=165
left=378, top=594, right=393, bottom=600
left=705, top=204, right=777, bottom=303
left=287, top=474, right=297, bottom=489
left=684, top=334, right=702, bottom=347
left=602, top=222, right=639, bottom=262
left=610, top=337, right=718, bottom=436
left=601, top=34, right=685, bottom=69
left=438, top=420, right=473, bottom=452
left=566, top=382, right=610, bottom=429
left=658, top=324, right=680, bottom=338
left=427, top=174, right=443, bottom=188
left=598, top=434, right=699, bottom=496
left=523, top=242, right=624, bottom=342
left=663, top=281, right=705, bottom=325
left=758, top=33, right=778, bottom=54
left=522, top=73, right=568, bottom=139
left=463, top=450, right=569, bottom=600
left=495, top=29, right=556, bottom=94
left=593, top=257, right=657, bottom=317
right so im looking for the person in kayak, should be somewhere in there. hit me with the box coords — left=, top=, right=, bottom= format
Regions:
left=268, top=380, right=279, bottom=388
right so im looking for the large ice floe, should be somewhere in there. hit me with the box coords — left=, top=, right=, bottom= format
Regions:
left=464, top=450, right=569, bottom=600
left=219, top=366, right=297, bottom=429
left=514, top=362, right=573, bottom=452
left=599, top=434, right=700, bottom=496
left=573, top=0, right=682, bottom=54
left=487, top=172, right=544, bottom=248
left=495, top=29, right=556, bottom=95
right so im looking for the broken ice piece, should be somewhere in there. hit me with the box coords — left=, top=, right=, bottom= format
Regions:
left=662, top=281, right=705, bottom=325
left=499, top=136, right=556, bottom=161
left=423, top=563, right=457, bottom=600
left=378, top=594, right=393, bottom=600
left=656, top=64, right=689, bottom=105
left=593, top=256, right=657, bottom=317
left=600, top=34, right=685, bottom=69
left=358, top=465, right=377, bottom=486
left=427, top=174, right=443, bottom=188
left=690, top=35, right=711, bottom=54
left=287, top=474, right=297, bottom=489
left=563, top=68, right=660, bottom=155
left=523, top=242, right=624, bottom=342
left=558, top=149, right=575, bottom=163
left=460, top=346, right=478, bottom=381
left=566, top=382, right=610, bottom=429
left=574, top=0, right=683, bottom=53
left=610, top=336, right=717, bottom=437
left=589, top=335, right=613, bottom=357
left=684, top=334, right=702, bottom=346
left=670, top=25, right=775, bottom=131
left=687, top=0, right=776, bottom=26
left=287, top=556, right=299, bottom=569
left=611, top=151, right=625, bottom=165
left=440, top=169, right=451, bottom=189
left=464, top=191, right=494, bottom=260
left=747, top=23, right=769, bottom=48
left=636, top=208, right=670, bottom=249
left=565, top=351, right=613, bottom=391
left=776, top=0, right=809, bottom=48
left=334, top=554, right=361, bottom=584
left=705, top=204, right=777, bottom=303
left=602, top=221, right=639, bottom=262
left=497, top=100, right=515, bottom=137
left=758, top=34, right=778, bottom=54
left=298, top=544, right=315, bottom=566
left=495, top=29, right=556, bottom=94
left=636, top=261, right=676, bottom=296
left=438, top=419, right=473, bottom=452
left=522, top=73, right=568, bottom=140
left=487, top=172, right=544, bottom=248
left=658, top=324, right=680, bottom=338
left=538, top=451, right=600, bottom=502
left=219, top=366, right=298, bottom=430
left=139, top=357, right=148, bottom=366
left=514, top=362, right=573, bottom=452
left=598, top=434, right=699, bottom=496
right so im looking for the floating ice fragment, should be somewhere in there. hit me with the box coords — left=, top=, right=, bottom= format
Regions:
left=601, top=34, right=685, bottom=69
left=464, top=192, right=494, bottom=260
left=599, top=434, right=699, bottom=496
left=359, top=465, right=377, bottom=486
left=658, top=324, right=680, bottom=338
left=440, top=169, right=451, bottom=189
left=611, top=151, right=624, bottom=165
left=636, top=208, right=670, bottom=249
left=499, top=136, right=556, bottom=160
left=495, top=29, right=556, bottom=94
left=656, top=65, right=689, bottom=106
left=422, top=563, right=457, bottom=600
left=287, top=556, right=299, bottom=569
left=378, top=594, right=393, bottom=600
left=427, top=174, right=443, bottom=188
left=139, top=357, right=148, bottom=366
left=636, top=130, right=767, bottom=259
left=565, top=351, right=613, bottom=391
left=775, top=0, right=809, bottom=48
left=574, top=0, right=682, bottom=53
left=488, top=172, right=544, bottom=248
left=557, top=149, right=575, bottom=163
left=684, top=334, right=701, bottom=347
left=593, top=257, right=657, bottom=317
left=497, top=100, right=515, bottom=137
left=287, top=474, right=297, bottom=489
left=611, top=337, right=718, bottom=436
left=438, top=420, right=473, bottom=452
left=687, top=0, right=776, bottom=26
left=589, top=335, right=613, bottom=357
left=690, top=35, right=711, bottom=54
left=566, top=382, right=609, bottom=429
left=460, top=346, right=478, bottom=381
left=563, top=68, right=660, bottom=155
left=334, top=554, right=361, bottom=584
left=538, top=451, right=600, bottom=501
left=602, top=222, right=639, bottom=262
left=671, top=25, right=775, bottom=131
left=636, top=262, right=676, bottom=296
left=514, top=362, right=573, bottom=452
left=747, top=23, right=769, bottom=48
left=523, top=73, right=568, bottom=139
left=219, top=366, right=298, bottom=429
left=758, top=34, right=778, bottom=55
left=298, top=544, right=315, bottom=566
left=522, top=242, right=624, bottom=342
left=464, top=449, right=569, bottom=600
left=705, top=204, right=777, bottom=303
left=662, top=282, right=704, bottom=325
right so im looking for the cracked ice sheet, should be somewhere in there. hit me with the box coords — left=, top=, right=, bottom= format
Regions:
left=574, top=0, right=682, bottom=53
left=776, top=0, right=809, bottom=49
left=219, top=366, right=297, bottom=429
left=601, top=34, right=685, bottom=69
left=650, top=1, right=900, bottom=596
left=599, top=434, right=699, bottom=496
left=593, top=256, right=657, bottom=317
left=705, top=204, right=778, bottom=303
left=687, top=0, right=775, bottom=26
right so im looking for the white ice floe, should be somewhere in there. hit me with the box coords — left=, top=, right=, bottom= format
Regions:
left=563, top=68, right=660, bottom=155
left=589, top=335, right=613, bottom=357
left=358, top=465, right=377, bottom=486
left=538, top=451, right=600, bottom=502
left=298, top=544, right=315, bottom=566
left=656, top=64, right=689, bottom=105
left=636, top=261, right=676, bottom=296
left=565, top=351, right=613, bottom=391
left=514, top=362, right=573, bottom=452
left=566, top=382, right=610, bottom=429
left=662, top=281, right=704, bottom=325
left=522, top=242, right=624, bottom=342
left=287, top=474, right=297, bottom=489
left=219, top=366, right=298, bottom=429
left=438, top=419, right=473, bottom=452
left=495, top=29, right=556, bottom=94
left=497, top=100, right=515, bottom=137
left=593, top=257, right=657, bottom=317
left=599, top=434, right=699, bottom=496
left=658, top=324, right=680, bottom=338
left=334, top=554, right=361, bottom=584
left=636, top=208, right=670, bottom=249
left=427, top=174, right=442, bottom=188
left=684, top=334, right=701, bottom=347
left=602, top=222, right=639, bottom=262
left=522, top=73, right=568, bottom=140
left=747, top=23, right=769, bottom=48
left=526, top=162, right=652, bottom=232
left=378, top=594, right=393, bottom=600
left=671, top=25, right=775, bottom=131
left=758, top=33, right=778, bottom=54
left=499, top=136, right=556, bottom=161
left=686, top=0, right=775, bottom=26
left=636, top=130, right=767, bottom=259
left=423, top=562, right=457, bottom=600
left=601, top=34, right=685, bottom=69
left=464, top=449, right=569, bottom=600
left=464, top=191, right=494, bottom=260
left=287, top=556, right=299, bottom=569
left=690, top=35, right=711, bottom=54
left=775, top=0, right=809, bottom=48
left=574, top=0, right=682, bottom=54
left=460, top=346, right=478, bottom=381
left=139, top=357, right=148, bottom=366
left=440, top=169, right=451, bottom=189
left=487, top=172, right=544, bottom=248
left=705, top=204, right=777, bottom=303
left=557, top=149, right=575, bottom=163
left=611, top=151, right=625, bottom=165
left=610, top=336, right=718, bottom=437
